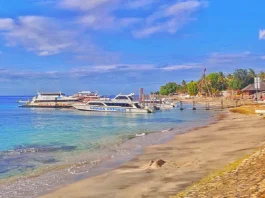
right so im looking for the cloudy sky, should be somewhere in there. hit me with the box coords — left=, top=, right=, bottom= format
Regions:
left=0, top=0, right=265, bottom=95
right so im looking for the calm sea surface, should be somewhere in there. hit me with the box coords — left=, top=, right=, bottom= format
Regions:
left=0, top=96, right=216, bottom=196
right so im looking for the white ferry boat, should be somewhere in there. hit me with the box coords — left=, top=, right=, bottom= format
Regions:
left=20, top=91, right=79, bottom=108
left=73, top=93, right=153, bottom=113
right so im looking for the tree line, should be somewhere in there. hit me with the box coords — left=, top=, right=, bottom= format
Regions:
left=158, top=69, right=265, bottom=96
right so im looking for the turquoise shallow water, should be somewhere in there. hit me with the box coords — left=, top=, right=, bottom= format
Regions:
left=0, top=96, right=215, bottom=181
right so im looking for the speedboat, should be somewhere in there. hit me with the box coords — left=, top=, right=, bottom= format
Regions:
left=73, top=93, right=153, bottom=113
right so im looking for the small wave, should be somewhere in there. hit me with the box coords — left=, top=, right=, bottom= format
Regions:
left=135, top=133, right=146, bottom=137
left=67, top=158, right=104, bottom=175
left=1, top=145, right=77, bottom=156
left=161, top=128, right=174, bottom=133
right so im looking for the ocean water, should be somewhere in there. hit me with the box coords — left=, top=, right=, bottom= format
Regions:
left=0, top=96, right=216, bottom=197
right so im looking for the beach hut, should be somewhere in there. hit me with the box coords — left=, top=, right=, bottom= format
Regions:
left=241, top=82, right=265, bottom=100
left=241, top=82, right=265, bottom=96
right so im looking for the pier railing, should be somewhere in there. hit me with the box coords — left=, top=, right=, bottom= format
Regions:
left=177, top=98, right=255, bottom=111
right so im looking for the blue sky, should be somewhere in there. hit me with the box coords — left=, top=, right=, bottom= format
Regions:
left=0, top=0, right=265, bottom=95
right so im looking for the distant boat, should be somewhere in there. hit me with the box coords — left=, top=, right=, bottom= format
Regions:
left=72, top=91, right=101, bottom=102
left=20, top=91, right=79, bottom=108
left=143, top=98, right=176, bottom=109
left=73, top=93, right=153, bottom=113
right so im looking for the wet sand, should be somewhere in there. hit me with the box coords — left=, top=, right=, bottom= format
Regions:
left=40, top=112, right=265, bottom=198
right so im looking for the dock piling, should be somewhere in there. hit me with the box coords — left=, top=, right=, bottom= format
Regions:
left=206, top=102, right=210, bottom=110
left=192, top=101, right=196, bottom=110
left=180, top=101, right=184, bottom=111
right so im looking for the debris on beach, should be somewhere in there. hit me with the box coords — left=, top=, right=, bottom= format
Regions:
left=162, top=128, right=173, bottom=133
left=148, top=159, right=166, bottom=169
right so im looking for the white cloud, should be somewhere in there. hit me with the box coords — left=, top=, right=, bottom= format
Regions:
left=134, top=0, right=207, bottom=38
left=72, top=63, right=200, bottom=74
left=207, top=51, right=253, bottom=64
left=0, top=18, right=15, bottom=30
left=161, top=64, right=201, bottom=71
left=58, top=0, right=114, bottom=11
left=73, top=64, right=155, bottom=73
left=59, top=0, right=156, bottom=11
left=58, top=0, right=206, bottom=37
left=0, top=1, right=208, bottom=59
left=0, top=62, right=201, bottom=80
left=1, top=16, right=76, bottom=56
left=166, top=0, right=202, bottom=15
left=259, top=29, right=265, bottom=40
left=125, top=0, right=157, bottom=9
left=0, top=16, right=119, bottom=61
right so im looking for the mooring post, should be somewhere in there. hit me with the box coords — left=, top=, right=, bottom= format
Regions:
left=180, top=101, right=184, bottom=110
left=206, top=102, right=210, bottom=110
left=192, top=100, right=196, bottom=110
left=221, top=99, right=224, bottom=110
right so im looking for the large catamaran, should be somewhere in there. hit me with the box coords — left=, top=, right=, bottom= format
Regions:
left=20, top=91, right=79, bottom=108
left=73, top=93, right=153, bottom=113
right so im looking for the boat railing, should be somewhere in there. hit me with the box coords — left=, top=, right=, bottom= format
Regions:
left=99, top=98, right=111, bottom=101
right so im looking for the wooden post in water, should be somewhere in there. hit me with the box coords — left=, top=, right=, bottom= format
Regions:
left=192, top=100, right=196, bottom=110
left=180, top=101, right=184, bottom=111
left=206, top=102, right=210, bottom=110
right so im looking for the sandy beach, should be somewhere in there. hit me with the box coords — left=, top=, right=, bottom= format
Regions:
left=39, top=111, right=265, bottom=198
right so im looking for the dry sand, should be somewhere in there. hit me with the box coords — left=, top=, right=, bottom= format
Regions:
left=40, top=112, right=265, bottom=198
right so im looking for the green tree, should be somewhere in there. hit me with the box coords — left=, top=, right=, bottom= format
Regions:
left=228, top=79, right=241, bottom=90
left=234, top=69, right=254, bottom=89
left=181, top=80, right=187, bottom=93
left=160, top=86, right=168, bottom=95
left=159, top=82, right=178, bottom=95
left=206, top=73, right=220, bottom=91
left=249, top=68, right=256, bottom=78
left=259, top=71, right=265, bottom=81
left=206, top=72, right=227, bottom=93
left=218, top=72, right=228, bottom=91
left=187, top=81, right=198, bottom=96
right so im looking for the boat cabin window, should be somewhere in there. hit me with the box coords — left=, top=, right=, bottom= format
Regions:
left=134, top=103, right=141, bottom=108
left=88, top=102, right=104, bottom=106
left=105, top=103, right=133, bottom=107
left=40, top=93, right=64, bottom=96
left=128, top=96, right=134, bottom=101
left=115, top=96, right=128, bottom=100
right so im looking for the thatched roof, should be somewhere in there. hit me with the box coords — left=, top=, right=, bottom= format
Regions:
left=241, top=82, right=265, bottom=91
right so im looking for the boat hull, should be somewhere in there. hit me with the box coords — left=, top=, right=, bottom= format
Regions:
left=20, top=104, right=73, bottom=108
left=73, top=105, right=151, bottom=113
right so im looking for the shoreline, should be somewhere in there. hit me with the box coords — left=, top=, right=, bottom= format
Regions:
left=39, top=112, right=265, bottom=198
left=0, top=109, right=216, bottom=198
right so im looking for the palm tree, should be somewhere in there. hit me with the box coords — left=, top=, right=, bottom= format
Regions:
left=181, top=80, right=187, bottom=93
left=259, top=71, right=265, bottom=81
left=218, top=72, right=227, bottom=91
left=249, top=68, right=256, bottom=78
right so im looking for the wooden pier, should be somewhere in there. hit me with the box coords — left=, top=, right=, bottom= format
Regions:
left=176, top=99, right=241, bottom=111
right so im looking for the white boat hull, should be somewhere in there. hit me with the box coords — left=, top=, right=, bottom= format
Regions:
left=73, top=104, right=151, bottom=113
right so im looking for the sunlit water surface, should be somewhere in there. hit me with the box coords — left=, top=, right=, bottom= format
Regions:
left=0, top=96, right=216, bottom=186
